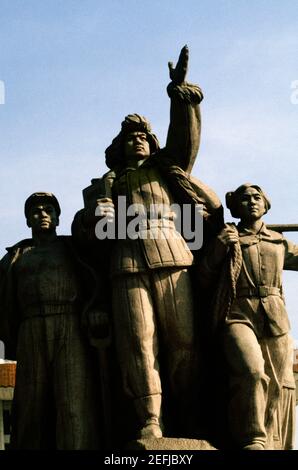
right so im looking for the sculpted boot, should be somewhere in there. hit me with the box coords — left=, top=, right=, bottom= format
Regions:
left=243, top=442, right=265, bottom=450
left=134, top=394, right=163, bottom=439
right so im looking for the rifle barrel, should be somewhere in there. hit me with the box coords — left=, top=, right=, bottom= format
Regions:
left=267, top=224, right=298, bottom=233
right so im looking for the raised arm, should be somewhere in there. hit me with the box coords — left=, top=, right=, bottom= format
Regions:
left=165, top=45, right=203, bottom=174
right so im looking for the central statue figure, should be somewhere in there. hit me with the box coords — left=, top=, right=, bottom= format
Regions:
left=73, top=46, right=222, bottom=440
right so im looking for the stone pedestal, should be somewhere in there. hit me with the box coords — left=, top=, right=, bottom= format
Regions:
left=125, top=437, right=217, bottom=450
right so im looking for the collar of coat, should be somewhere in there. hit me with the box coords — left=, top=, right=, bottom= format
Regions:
left=236, top=222, right=283, bottom=246
left=5, top=235, right=72, bottom=254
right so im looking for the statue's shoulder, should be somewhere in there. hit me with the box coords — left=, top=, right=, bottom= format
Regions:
left=0, top=239, right=32, bottom=271
left=5, top=239, right=33, bottom=254
left=264, top=227, right=284, bottom=241
left=189, top=175, right=222, bottom=209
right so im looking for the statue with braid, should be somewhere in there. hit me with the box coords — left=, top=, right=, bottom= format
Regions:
left=198, top=183, right=298, bottom=449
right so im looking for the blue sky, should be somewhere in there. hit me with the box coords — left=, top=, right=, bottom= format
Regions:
left=0, top=0, right=298, bottom=443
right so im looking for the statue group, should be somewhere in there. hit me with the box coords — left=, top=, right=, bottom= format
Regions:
left=0, top=46, right=297, bottom=450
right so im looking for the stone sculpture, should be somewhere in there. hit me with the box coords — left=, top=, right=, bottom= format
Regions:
left=72, top=46, right=223, bottom=442
left=0, top=192, right=102, bottom=449
left=2, top=46, right=296, bottom=452
left=198, top=183, right=297, bottom=449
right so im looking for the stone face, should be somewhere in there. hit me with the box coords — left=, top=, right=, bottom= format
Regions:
left=125, top=437, right=217, bottom=451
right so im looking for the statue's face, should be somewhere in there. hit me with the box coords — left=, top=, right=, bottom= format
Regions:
left=27, top=203, right=59, bottom=234
left=238, top=187, right=266, bottom=222
left=124, top=131, right=150, bottom=161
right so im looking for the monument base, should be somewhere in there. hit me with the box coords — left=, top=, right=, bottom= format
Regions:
left=125, top=437, right=217, bottom=450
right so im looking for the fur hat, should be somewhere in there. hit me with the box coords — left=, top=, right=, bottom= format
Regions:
left=105, top=114, right=160, bottom=170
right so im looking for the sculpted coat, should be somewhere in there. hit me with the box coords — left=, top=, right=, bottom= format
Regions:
left=72, top=47, right=223, bottom=439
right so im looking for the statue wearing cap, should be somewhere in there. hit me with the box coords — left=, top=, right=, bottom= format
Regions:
left=198, top=183, right=298, bottom=450
left=24, top=191, right=61, bottom=219
left=0, top=192, right=103, bottom=449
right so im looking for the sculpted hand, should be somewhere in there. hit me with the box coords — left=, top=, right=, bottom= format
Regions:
left=168, top=45, right=189, bottom=85
left=218, top=224, right=239, bottom=246
left=95, top=198, right=115, bottom=223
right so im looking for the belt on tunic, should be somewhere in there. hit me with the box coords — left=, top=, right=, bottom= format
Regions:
left=21, top=302, right=79, bottom=318
left=236, top=286, right=281, bottom=298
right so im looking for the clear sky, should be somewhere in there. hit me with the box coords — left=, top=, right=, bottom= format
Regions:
left=0, top=0, right=298, bottom=445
